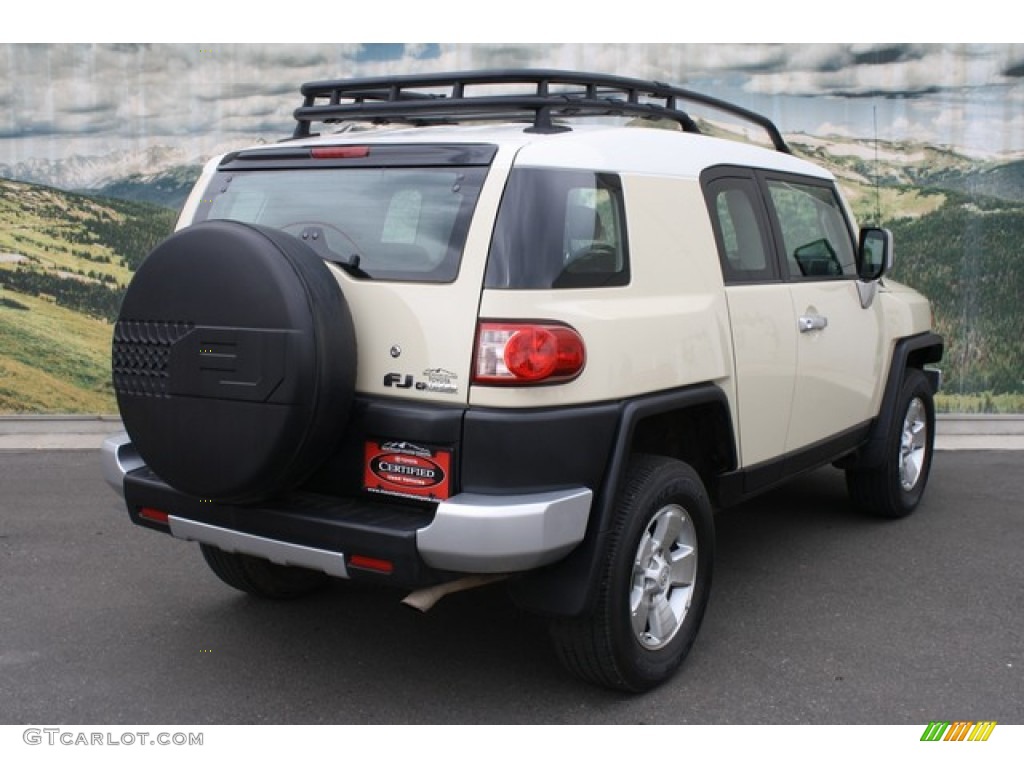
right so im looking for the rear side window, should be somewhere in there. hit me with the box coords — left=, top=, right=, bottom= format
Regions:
left=485, top=169, right=629, bottom=289
left=704, top=175, right=777, bottom=283
left=198, top=166, right=487, bottom=283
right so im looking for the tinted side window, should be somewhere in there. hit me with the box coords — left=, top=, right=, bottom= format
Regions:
left=704, top=176, right=777, bottom=283
left=485, top=169, right=629, bottom=289
left=766, top=179, right=856, bottom=279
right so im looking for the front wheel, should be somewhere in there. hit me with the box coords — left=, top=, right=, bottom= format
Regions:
left=549, top=455, right=714, bottom=692
left=847, top=367, right=936, bottom=518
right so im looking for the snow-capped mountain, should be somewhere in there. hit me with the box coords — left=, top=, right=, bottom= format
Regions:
left=0, top=139, right=271, bottom=209
left=3, top=134, right=1023, bottom=213
left=0, top=146, right=197, bottom=191
left=1, top=136, right=266, bottom=186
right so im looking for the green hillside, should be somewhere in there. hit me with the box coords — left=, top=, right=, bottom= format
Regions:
left=887, top=194, right=1024, bottom=397
left=0, top=291, right=118, bottom=412
left=0, top=179, right=175, bottom=413
left=795, top=141, right=1024, bottom=410
left=90, top=164, right=201, bottom=210
left=910, top=159, right=1024, bottom=204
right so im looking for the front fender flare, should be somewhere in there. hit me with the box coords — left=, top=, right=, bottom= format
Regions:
left=854, top=331, right=943, bottom=469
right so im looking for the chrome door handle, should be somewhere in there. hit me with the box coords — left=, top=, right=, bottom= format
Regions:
left=798, top=314, right=828, bottom=332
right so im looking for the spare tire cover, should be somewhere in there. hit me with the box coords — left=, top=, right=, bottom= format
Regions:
left=113, top=220, right=356, bottom=502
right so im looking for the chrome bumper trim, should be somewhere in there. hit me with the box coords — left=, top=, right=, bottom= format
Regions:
left=417, top=488, right=593, bottom=572
left=168, top=516, right=350, bottom=579
left=100, top=432, right=144, bottom=497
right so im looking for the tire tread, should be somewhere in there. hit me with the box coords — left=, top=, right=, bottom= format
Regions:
left=550, top=455, right=712, bottom=692
left=847, top=367, right=935, bottom=518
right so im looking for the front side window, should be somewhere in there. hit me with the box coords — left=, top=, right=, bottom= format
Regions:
left=766, top=179, right=856, bottom=279
left=197, top=166, right=487, bottom=283
left=485, top=169, right=629, bottom=289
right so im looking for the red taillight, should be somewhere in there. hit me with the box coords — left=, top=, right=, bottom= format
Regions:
left=310, top=146, right=370, bottom=159
left=474, top=322, right=586, bottom=385
left=138, top=507, right=169, bottom=525
left=348, top=555, right=394, bottom=575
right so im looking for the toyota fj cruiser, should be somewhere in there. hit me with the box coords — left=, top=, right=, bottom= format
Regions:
left=103, top=70, right=943, bottom=692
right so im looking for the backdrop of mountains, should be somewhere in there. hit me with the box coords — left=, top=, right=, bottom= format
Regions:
left=791, top=134, right=1024, bottom=406
left=1, top=135, right=1022, bottom=413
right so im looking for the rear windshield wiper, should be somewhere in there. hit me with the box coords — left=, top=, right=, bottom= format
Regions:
left=294, top=225, right=370, bottom=278
left=328, top=251, right=371, bottom=279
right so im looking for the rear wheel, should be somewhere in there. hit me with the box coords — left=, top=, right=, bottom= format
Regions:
left=847, top=368, right=935, bottom=518
left=549, top=455, right=714, bottom=692
left=200, top=544, right=329, bottom=600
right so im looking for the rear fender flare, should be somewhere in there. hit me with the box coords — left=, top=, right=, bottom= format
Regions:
left=508, top=383, right=734, bottom=617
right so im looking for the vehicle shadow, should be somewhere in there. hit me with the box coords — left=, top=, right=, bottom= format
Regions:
left=149, top=466, right=880, bottom=723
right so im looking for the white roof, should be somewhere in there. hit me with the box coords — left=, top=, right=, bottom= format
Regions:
left=269, top=122, right=833, bottom=181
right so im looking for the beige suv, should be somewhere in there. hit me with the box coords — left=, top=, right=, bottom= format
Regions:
left=103, top=70, right=943, bottom=692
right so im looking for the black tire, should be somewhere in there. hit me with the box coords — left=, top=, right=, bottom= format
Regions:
left=549, top=455, right=714, bottom=692
left=846, top=368, right=935, bottom=518
left=200, top=544, right=329, bottom=599
left=113, top=220, right=356, bottom=502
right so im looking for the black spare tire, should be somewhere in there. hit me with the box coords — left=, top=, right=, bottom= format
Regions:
left=113, top=220, right=356, bottom=502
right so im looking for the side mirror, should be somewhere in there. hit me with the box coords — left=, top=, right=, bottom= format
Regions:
left=857, top=227, right=893, bottom=281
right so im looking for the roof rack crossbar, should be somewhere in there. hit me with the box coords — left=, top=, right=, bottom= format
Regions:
left=292, top=69, right=790, bottom=153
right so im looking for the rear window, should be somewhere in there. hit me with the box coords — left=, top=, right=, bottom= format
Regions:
left=196, top=166, right=487, bottom=283
left=485, top=169, right=629, bottom=289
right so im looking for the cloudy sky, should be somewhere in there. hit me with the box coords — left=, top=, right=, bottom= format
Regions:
left=2, top=42, right=1023, bottom=170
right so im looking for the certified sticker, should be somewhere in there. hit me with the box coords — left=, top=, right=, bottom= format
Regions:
left=363, top=440, right=452, bottom=501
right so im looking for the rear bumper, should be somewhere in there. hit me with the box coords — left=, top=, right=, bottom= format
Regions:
left=419, top=488, right=592, bottom=572
left=101, top=432, right=144, bottom=493
left=102, top=433, right=591, bottom=584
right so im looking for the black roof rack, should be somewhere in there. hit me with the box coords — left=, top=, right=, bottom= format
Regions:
left=292, top=69, right=791, bottom=153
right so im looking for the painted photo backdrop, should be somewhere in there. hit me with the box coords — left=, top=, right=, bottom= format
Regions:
left=1, top=43, right=1022, bottom=412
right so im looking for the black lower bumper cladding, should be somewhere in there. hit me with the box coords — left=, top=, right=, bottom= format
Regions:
left=123, top=466, right=449, bottom=589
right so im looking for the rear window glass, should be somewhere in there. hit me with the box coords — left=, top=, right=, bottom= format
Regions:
left=485, top=169, right=629, bottom=289
left=196, top=167, right=487, bottom=282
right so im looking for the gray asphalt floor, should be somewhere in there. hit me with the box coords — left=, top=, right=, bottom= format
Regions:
left=1, top=448, right=1020, bottom=725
